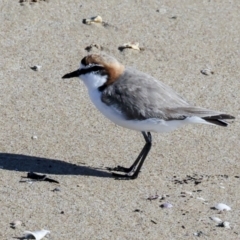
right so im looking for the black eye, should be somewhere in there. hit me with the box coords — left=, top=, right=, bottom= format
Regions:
left=81, top=57, right=87, bottom=66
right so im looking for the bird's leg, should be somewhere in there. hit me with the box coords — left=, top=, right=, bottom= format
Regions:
left=109, top=132, right=152, bottom=180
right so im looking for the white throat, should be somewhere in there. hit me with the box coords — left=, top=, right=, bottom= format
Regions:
left=80, top=72, right=107, bottom=91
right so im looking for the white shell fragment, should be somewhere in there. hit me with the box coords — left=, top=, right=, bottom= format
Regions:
left=197, top=197, right=206, bottom=201
left=193, top=231, right=204, bottom=237
left=222, top=221, right=230, bottom=229
left=217, top=221, right=231, bottom=229
left=214, top=203, right=231, bottom=211
left=31, top=65, right=42, bottom=71
left=83, top=16, right=103, bottom=25
left=200, top=68, right=214, bottom=76
left=210, top=216, right=222, bottom=224
left=24, top=229, right=50, bottom=240
left=120, top=42, right=144, bottom=51
left=160, top=203, right=173, bottom=208
left=181, top=191, right=192, bottom=195
left=10, top=220, right=22, bottom=228
left=31, top=135, right=38, bottom=140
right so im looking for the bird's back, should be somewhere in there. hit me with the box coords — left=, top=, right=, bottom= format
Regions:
left=101, top=67, right=228, bottom=122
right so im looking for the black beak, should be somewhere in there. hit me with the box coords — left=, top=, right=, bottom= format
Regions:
left=62, top=69, right=80, bottom=79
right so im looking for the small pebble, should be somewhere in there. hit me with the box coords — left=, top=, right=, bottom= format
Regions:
left=193, top=231, right=204, bottom=237
left=214, top=203, right=231, bottom=211
left=31, top=135, right=38, bottom=140
left=160, top=194, right=167, bottom=200
left=181, top=191, right=192, bottom=195
left=31, top=65, right=42, bottom=71
left=160, top=203, right=173, bottom=208
left=151, top=220, right=157, bottom=224
left=147, top=194, right=160, bottom=200
left=52, top=187, right=61, bottom=192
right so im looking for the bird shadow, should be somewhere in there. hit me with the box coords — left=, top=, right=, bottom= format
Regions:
left=0, top=153, right=112, bottom=178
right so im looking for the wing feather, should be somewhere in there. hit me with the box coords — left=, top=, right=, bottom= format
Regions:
left=101, top=67, right=234, bottom=121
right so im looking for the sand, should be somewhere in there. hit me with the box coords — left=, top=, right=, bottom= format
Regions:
left=0, top=0, right=239, bottom=239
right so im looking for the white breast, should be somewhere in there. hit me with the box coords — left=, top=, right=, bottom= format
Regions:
left=88, top=87, right=197, bottom=133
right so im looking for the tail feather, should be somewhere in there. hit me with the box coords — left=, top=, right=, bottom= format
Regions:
left=202, top=114, right=235, bottom=127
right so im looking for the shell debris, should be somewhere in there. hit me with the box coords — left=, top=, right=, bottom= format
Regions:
left=10, top=220, right=22, bottom=229
left=201, top=68, right=214, bottom=76
left=119, top=42, right=144, bottom=51
left=82, top=16, right=103, bottom=25
left=24, top=229, right=50, bottom=240
left=160, top=202, right=173, bottom=208
left=147, top=193, right=160, bottom=201
left=222, top=221, right=231, bottom=229
left=31, top=135, right=38, bottom=140
left=218, top=221, right=231, bottom=229
left=210, top=216, right=222, bottom=224
left=31, top=65, right=42, bottom=71
left=197, top=197, right=206, bottom=201
left=214, top=203, right=231, bottom=211
left=181, top=191, right=192, bottom=196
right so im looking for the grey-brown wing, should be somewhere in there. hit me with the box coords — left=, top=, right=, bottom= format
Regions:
left=101, top=68, right=229, bottom=121
left=101, top=68, right=190, bottom=120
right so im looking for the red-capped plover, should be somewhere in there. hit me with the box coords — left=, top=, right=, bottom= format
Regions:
left=62, top=53, right=235, bottom=179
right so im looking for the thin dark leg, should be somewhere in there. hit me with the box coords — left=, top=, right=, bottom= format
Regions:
left=108, top=132, right=152, bottom=180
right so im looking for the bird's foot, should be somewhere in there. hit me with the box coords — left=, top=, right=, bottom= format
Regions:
left=111, top=171, right=138, bottom=180
left=106, top=165, right=133, bottom=173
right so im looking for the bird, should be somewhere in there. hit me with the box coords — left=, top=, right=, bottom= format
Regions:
left=62, top=53, right=235, bottom=180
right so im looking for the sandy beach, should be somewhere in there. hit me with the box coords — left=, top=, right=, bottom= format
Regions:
left=0, top=0, right=239, bottom=239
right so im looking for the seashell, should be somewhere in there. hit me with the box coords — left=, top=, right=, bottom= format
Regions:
left=31, top=65, right=42, bottom=71
left=197, top=197, right=205, bottom=201
left=160, top=203, right=173, bottom=208
left=82, top=16, right=103, bottom=25
left=193, top=231, right=204, bottom=237
left=210, top=216, right=222, bottom=224
left=200, top=68, right=214, bottom=76
left=31, top=135, right=38, bottom=140
left=214, top=203, right=231, bottom=211
left=10, top=220, right=22, bottom=228
left=222, top=221, right=230, bottom=229
left=24, top=229, right=50, bottom=240
left=120, top=42, right=144, bottom=51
